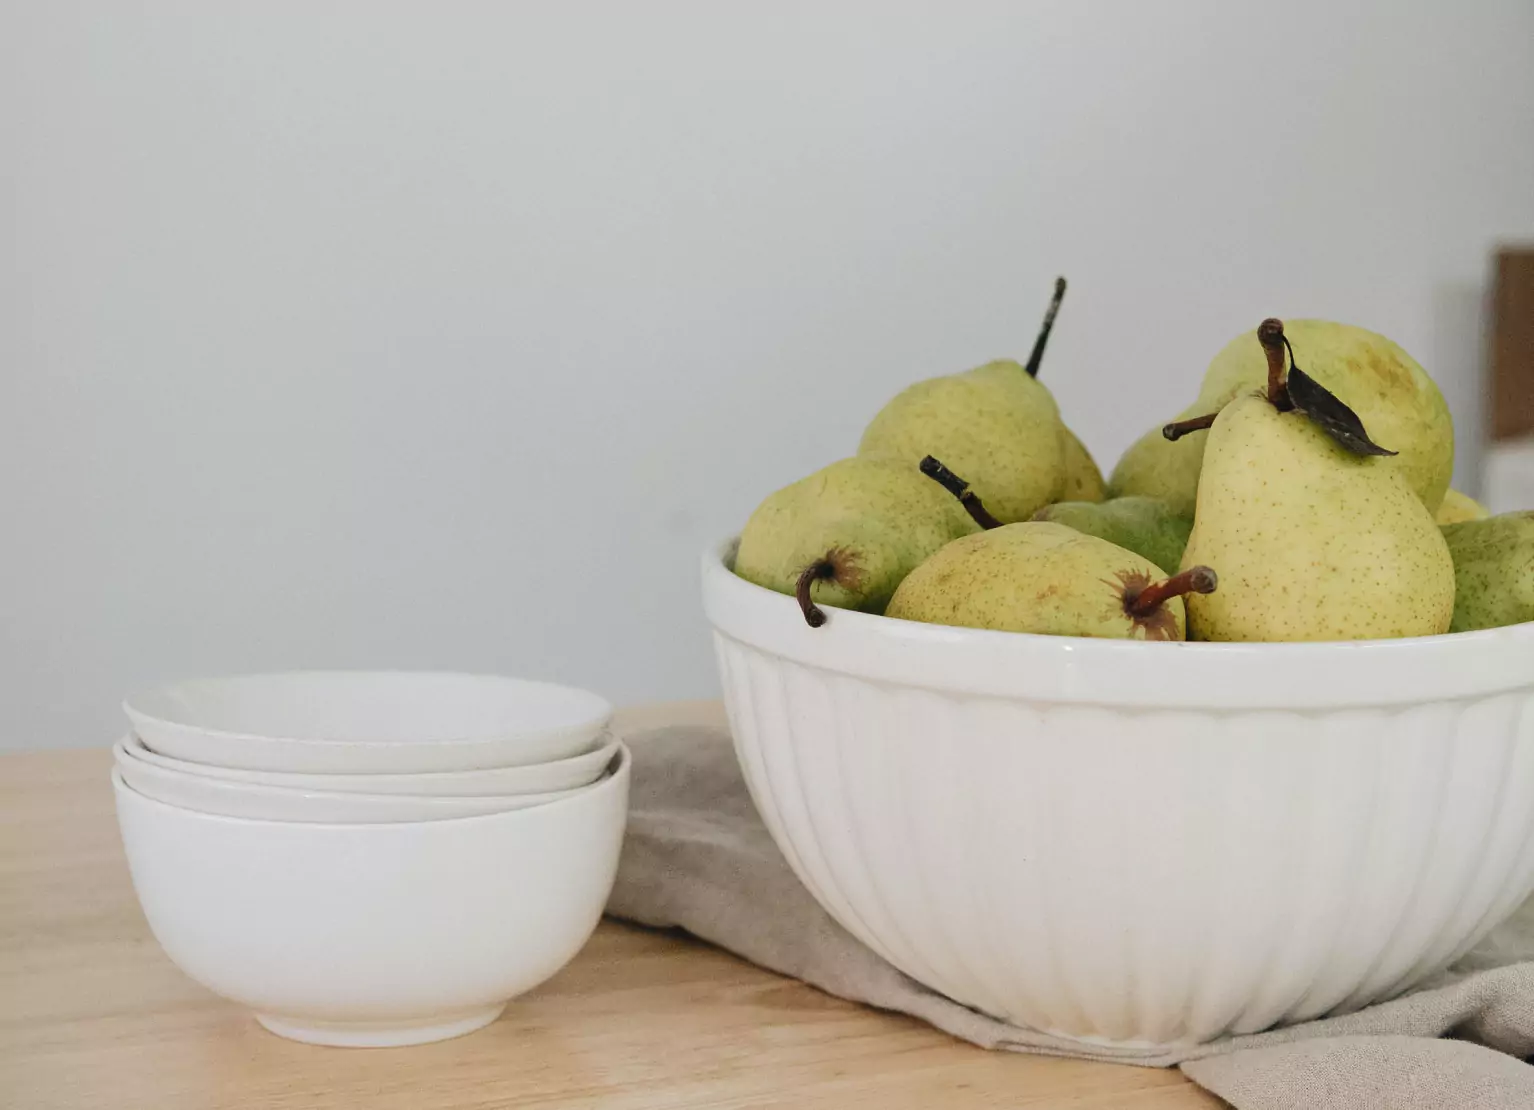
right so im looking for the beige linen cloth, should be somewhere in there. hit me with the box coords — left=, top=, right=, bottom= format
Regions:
left=607, top=725, right=1534, bottom=1110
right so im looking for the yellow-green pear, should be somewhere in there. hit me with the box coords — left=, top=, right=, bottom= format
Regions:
left=886, top=521, right=1216, bottom=641
left=1181, top=324, right=1455, bottom=642
left=1110, top=319, right=1454, bottom=517
left=1106, top=400, right=1210, bottom=520
left=1198, top=319, right=1453, bottom=512
left=859, top=360, right=1062, bottom=522
left=1435, top=488, right=1491, bottom=525
left=859, top=279, right=1071, bottom=523
left=1441, top=512, right=1534, bottom=632
left=1057, top=425, right=1107, bottom=502
left=733, top=456, right=979, bottom=626
left=1033, top=495, right=1192, bottom=575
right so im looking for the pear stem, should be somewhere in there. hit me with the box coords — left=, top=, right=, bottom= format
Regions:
left=919, top=455, right=1003, bottom=530
left=1257, top=318, right=1292, bottom=409
left=1124, top=566, right=1218, bottom=617
left=1162, top=412, right=1219, bottom=441
left=1022, top=276, right=1067, bottom=378
left=795, top=560, right=835, bottom=628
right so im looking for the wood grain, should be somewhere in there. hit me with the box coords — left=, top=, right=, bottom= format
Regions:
left=0, top=700, right=1218, bottom=1109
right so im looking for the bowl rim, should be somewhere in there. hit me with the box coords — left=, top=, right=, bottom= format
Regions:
left=111, top=736, right=594, bottom=809
left=121, top=670, right=612, bottom=750
left=117, top=728, right=618, bottom=786
left=702, top=538, right=1534, bottom=709
left=111, top=742, right=631, bottom=831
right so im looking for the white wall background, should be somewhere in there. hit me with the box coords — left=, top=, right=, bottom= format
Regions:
left=3, top=1, right=1533, bottom=750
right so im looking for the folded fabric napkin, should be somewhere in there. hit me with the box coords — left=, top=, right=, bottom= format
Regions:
left=607, top=724, right=1534, bottom=1110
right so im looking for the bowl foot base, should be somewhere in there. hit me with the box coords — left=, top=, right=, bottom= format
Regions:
left=254, top=1003, right=507, bottom=1047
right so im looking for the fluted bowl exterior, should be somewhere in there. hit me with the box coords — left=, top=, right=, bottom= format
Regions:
left=702, top=541, right=1534, bottom=1049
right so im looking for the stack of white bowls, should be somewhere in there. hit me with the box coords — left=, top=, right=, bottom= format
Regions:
left=113, top=671, right=629, bottom=1047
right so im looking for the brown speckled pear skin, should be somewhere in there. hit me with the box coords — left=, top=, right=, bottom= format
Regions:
left=859, top=360, right=1064, bottom=524
left=1181, top=393, right=1455, bottom=642
left=1110, top=320, right=1453, bottom=518
left=1199, top=319, right=1454, bottom=512
left=732, top=456, right=980, bottom=615
left=1057, top=424, right=1107, bottom=502
left=886, top=522, right=1188, bottom=640
left=1435, top=488, right=1491, bottom=525
left=1441, top=512, right=1534, bottom=632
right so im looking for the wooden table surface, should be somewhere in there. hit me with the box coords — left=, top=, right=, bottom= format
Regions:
left=0, top=700, right=1219, bottom=1109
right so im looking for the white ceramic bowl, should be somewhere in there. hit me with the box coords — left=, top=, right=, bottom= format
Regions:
left=124, top=671, right=611, bottom=773
left=113, top=738, right=596, bottom=822
left=702, top=540, right=1534, bottom=1051
left=118, top=730, right=620, bottom=797
left=114, top=744, right=630, bottom=1046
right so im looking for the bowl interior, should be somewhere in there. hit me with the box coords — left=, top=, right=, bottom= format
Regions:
left=124, top=671, right=611, bottom=745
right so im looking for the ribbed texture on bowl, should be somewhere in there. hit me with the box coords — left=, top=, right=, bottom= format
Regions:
left=705, top=544, right=1534, bottom=1049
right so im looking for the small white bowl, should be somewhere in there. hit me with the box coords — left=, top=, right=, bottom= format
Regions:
left=118, top=731, right=619, bottom=797
left=124, top=671, right=611, bottom=773
left=113, top=739, right=594, bottom=822
left=703, top=539, right=1534, bottom=1050
left=113, top=743, right=630, bottom=1046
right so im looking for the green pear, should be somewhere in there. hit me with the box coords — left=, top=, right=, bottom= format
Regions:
left=1032, top=495, right=1192, bottom=575
left=860, top=360, right=1062, bottom=524
left=1057, top=425, right=1107, bottom=502
left=1109, top=319, right=1453, bottom=517
left=733, top=456, right=979, bottom=625
left=859, top=280, right=1072, bottom=523
left=1441, top=512, right=1534, bottom=632
left=1181, top=391, right=1455, bottom=642
left=886, top=521, right=1216, bottom=641
left=1198, top=319, right=1453, bottom=511
left=1436, top=488, right=1491, bottom=525
left=1105, top=400, right=1210, bottom=520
